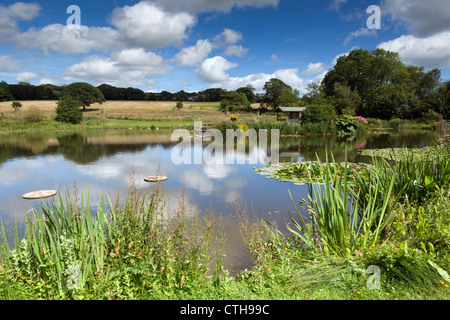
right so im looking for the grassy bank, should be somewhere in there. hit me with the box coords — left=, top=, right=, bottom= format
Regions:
left=243, top=138, right=450, bottom=299
left=0, top=116, right=197, bottom=135
left=1, top=139, right=449, bottom=300
left=1, top=99, right=446, bottom=137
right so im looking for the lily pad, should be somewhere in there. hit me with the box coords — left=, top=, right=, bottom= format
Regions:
left=144, top=176, right=168, bottom=183
left=254, top=161, right=369, bottom=185
left=359, top=143, right=450, bottom=161
left=23, top=190, right=57, bottom=200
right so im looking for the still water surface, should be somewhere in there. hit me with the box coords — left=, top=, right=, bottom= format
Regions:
left=0, top=128, right=438, bottom=272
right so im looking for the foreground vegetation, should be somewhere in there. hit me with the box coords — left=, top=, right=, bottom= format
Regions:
left=1, top=136, right=449, bottom=300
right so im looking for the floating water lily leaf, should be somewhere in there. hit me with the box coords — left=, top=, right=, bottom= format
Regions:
left=254, top=161, right=370, bottom=186
left=359, top=143, right=450, bottom=161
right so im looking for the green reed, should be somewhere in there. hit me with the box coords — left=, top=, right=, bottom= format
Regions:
left=0, top=181, right=223, bottom=299
left=287, top=152, right=401, bottom=256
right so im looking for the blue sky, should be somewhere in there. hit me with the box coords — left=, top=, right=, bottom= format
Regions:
left=1, top=0, right=449, bottom=94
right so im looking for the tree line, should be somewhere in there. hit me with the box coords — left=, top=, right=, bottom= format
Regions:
left=1, top=49, right=449, bottom=121
left=0, top=81, right=260, bottom=104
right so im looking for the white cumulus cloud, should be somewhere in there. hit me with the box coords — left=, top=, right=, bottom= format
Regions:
left=224, top=45, right=249, bottom=57
left=174, top=40, right=214, bottom=66
left=302, top=62, right=327, bottom=75
left=382, top=0, right=450, bottom=37
left=0, top=2, right=41, bottom=40
left=8, top=2, right=197, bottom=54
left=344, top=27, right=377, bottom=45
left=378, top=31, right=450, bottom=69
left=154, top=0, right=279, bottom=14
left=196, top=56, right=238, bottom=83
left=16, top=24, right=121, bottom=54
left=215, top=28, right=244, bottom=45
left=212, top=68, right=309, bottom=93
left=16, top=72, right=38, bottom=82
left=0, top=55, right=21, bottom=73
left=110, top=2, right=196, bottom=49
left=64, top=49, right=170, bottom=88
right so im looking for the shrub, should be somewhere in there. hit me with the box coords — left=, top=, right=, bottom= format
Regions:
left=55, top=95, right=83, bottom=124
left=388, top=118, right=405, bottom=129
left=11, top=101, right=22, bottom=112
left=420, top=109, right=442, bottom=123
left=176, top=101, right=184, bottom=110
left=335, top=115, right=362, bottom=136
left=302, top=103, right=337, bottom=124
left=24, top=105, right=45, bottom=123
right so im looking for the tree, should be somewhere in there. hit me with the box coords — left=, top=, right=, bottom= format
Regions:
left=200, top=88, right=226, bottom=102
left=406, top=66, right=442, bottom=100
left=11, top=101, right=22, bottom=112
left=236, top=85, right=256, bottom=103
left=0, top=81, right=11, bottom=101
left=62, top=82, right=105, bottom=111
left=428, top=82, right=449, bottom=120
left=367, top=84, right=414, bottom=120
left=159, top=90, right=175, bottom=101
left=302, top=102, right=337, bottom=124
left=98, top=84, right=126, bottom=100
left=219, top=91, right=251, bottom=112
left=333, top=82, right=361, bottom=115
left=263, top=78, right=292, bottom=108
left=176, top=101, right=184, bottom=110
left=175, top=90, right=189, bottom=101
left=279, top=87, right=302, bottom=107
left=303, top=80, right=326, bottom=104
left=322, top=49, right=415, bottom=118
left=55, top=95, right=83, bottom=124
left=322, top=49, right=409, bottom=99
left=123, top=87, right=146, bottom=100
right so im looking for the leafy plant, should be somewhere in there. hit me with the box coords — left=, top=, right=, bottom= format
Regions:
left=176, top=101, right=184, bottom=110
left=286, top=153, right=400, bottom=256
left=335, top=115, right=362, bottom=136
left=24, top=105, right=45, bottom=123
left=55, top=95, right=83, bottom=124
left=11, top=101, right=22, bottom=112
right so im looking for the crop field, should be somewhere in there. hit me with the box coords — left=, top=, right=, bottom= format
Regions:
left=0, top=100, right=265, bottom=122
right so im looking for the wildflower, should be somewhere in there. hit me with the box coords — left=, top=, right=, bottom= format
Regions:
left=303, top=171, right=307, bottom=174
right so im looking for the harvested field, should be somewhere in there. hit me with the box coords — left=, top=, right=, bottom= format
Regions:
left=0, top=100, right=266, bottom=122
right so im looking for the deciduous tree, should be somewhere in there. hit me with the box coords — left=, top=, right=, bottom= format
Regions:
left=62, top=82, right=105, bottom=111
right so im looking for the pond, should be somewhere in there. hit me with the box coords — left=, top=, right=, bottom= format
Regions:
left=0, top=128, right=439, bottom=273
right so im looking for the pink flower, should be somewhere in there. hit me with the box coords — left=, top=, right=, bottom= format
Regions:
left=303, top=171, right=307, bottom=174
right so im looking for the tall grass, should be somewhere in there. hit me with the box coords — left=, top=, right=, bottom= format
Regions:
left=213, top=120, right=306, bottom=136
left=0, top=180, right=224, bottom=299
left=286, top=152, right=401, bottom=256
